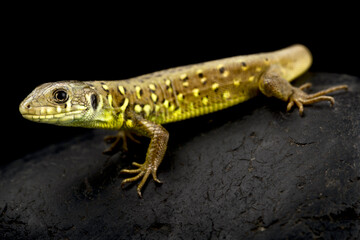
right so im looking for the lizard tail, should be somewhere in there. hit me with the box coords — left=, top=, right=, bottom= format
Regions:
left=275, top=44, right=313, bottom=82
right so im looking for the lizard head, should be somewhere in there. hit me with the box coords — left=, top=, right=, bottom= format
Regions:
left=19, top=81, right=119, bottom=129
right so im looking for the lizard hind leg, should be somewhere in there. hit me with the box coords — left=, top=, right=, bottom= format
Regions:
left=259, top=68, right=348, bottom=116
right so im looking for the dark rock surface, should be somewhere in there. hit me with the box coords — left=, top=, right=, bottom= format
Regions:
left=1, top=73, right=359, bottom=239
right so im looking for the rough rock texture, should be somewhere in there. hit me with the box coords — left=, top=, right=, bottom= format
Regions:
left=1, top=73, right=359, bottom=239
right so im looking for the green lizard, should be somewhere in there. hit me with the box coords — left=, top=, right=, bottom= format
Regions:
left=19, top=44, right=348, bottom=197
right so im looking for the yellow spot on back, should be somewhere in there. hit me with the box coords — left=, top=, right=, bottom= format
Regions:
left=202, top=97, right=209, bottom=105
left=233, top=79, right=240, bottom=86
left=256, top=67, right=262, bottom=72
left=143, top=104, right=151, bottom=117
left=212, top=83, right=219, bottom=91
left=248, top=76, right=255, bottom=82
left=149, top=84, right=156, bottom=91
left=102, top=84, right=109, bottom=91
left=126, top=119, right=133, bottom=128
left=192, top=88, right=200, bottom=97
left=134, top=104, right=142, bottom=113
left=177, top=93, right=184, bottom=101
left=200, top=77, right=207, bottom=84
left=223, top=91, right=231, bottom=99
left=163, top=99, right=169, bottom=108
left=165, top=79, right=171, bottom=86
left=182, top=81, right=189, bottom=87
left=151, top=93, right=158, bottom=103
left=135, top=86, right=142, bottom=99
left=180, top=73, right=188, bottom=81
left=155, top=105, right=160, bottom=112
left=120, top=98, right=129, bottom=111
left=118, top=85, right=125, bottom=95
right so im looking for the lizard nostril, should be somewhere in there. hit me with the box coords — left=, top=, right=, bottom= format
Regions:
left=19, top=100, right=32, bottom=115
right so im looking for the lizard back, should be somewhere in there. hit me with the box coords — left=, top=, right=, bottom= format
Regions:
left=87, top=44, right=312, bottom=126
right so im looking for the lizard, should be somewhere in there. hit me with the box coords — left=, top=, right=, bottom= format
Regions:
left=19, top=44, right=348, bottom=197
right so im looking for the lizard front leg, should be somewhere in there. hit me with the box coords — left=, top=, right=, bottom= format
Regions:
left=259, top=67, right=348, bottom=115
left=120, top=115, right=169, bottom=197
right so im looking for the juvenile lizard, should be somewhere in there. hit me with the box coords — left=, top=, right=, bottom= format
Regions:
left=19, top=44, right=348, bottom=197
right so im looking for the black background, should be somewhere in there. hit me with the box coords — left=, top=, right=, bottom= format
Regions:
left=3, top=4, right=359, bottom=164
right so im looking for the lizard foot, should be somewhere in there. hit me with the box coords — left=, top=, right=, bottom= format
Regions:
left=103, top=130, right=140, bottom=154
left=120, top=161, right=162, bottom=198
left=287, top=83, right=348, bottom=116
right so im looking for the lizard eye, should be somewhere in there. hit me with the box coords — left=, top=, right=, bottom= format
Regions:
left=53, top=89, right=69, bottom=103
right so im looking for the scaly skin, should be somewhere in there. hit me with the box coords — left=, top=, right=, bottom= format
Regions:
left=19, top=44, right=348, bottom=197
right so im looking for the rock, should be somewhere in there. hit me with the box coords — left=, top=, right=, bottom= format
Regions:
left=1, top=73, right=359, bottom=239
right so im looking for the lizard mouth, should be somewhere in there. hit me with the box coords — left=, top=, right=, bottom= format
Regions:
left=21, top=110, right=85, bottom=123
left=19, top=100, right=87, bottom=124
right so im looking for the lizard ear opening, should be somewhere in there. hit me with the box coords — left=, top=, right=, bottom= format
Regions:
left=91, top=94, right=98, bottom=110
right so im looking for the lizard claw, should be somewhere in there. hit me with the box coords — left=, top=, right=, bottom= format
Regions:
left=120, top=161, right=161, bottom=197
left=286, top=84, right=347, bottom=116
